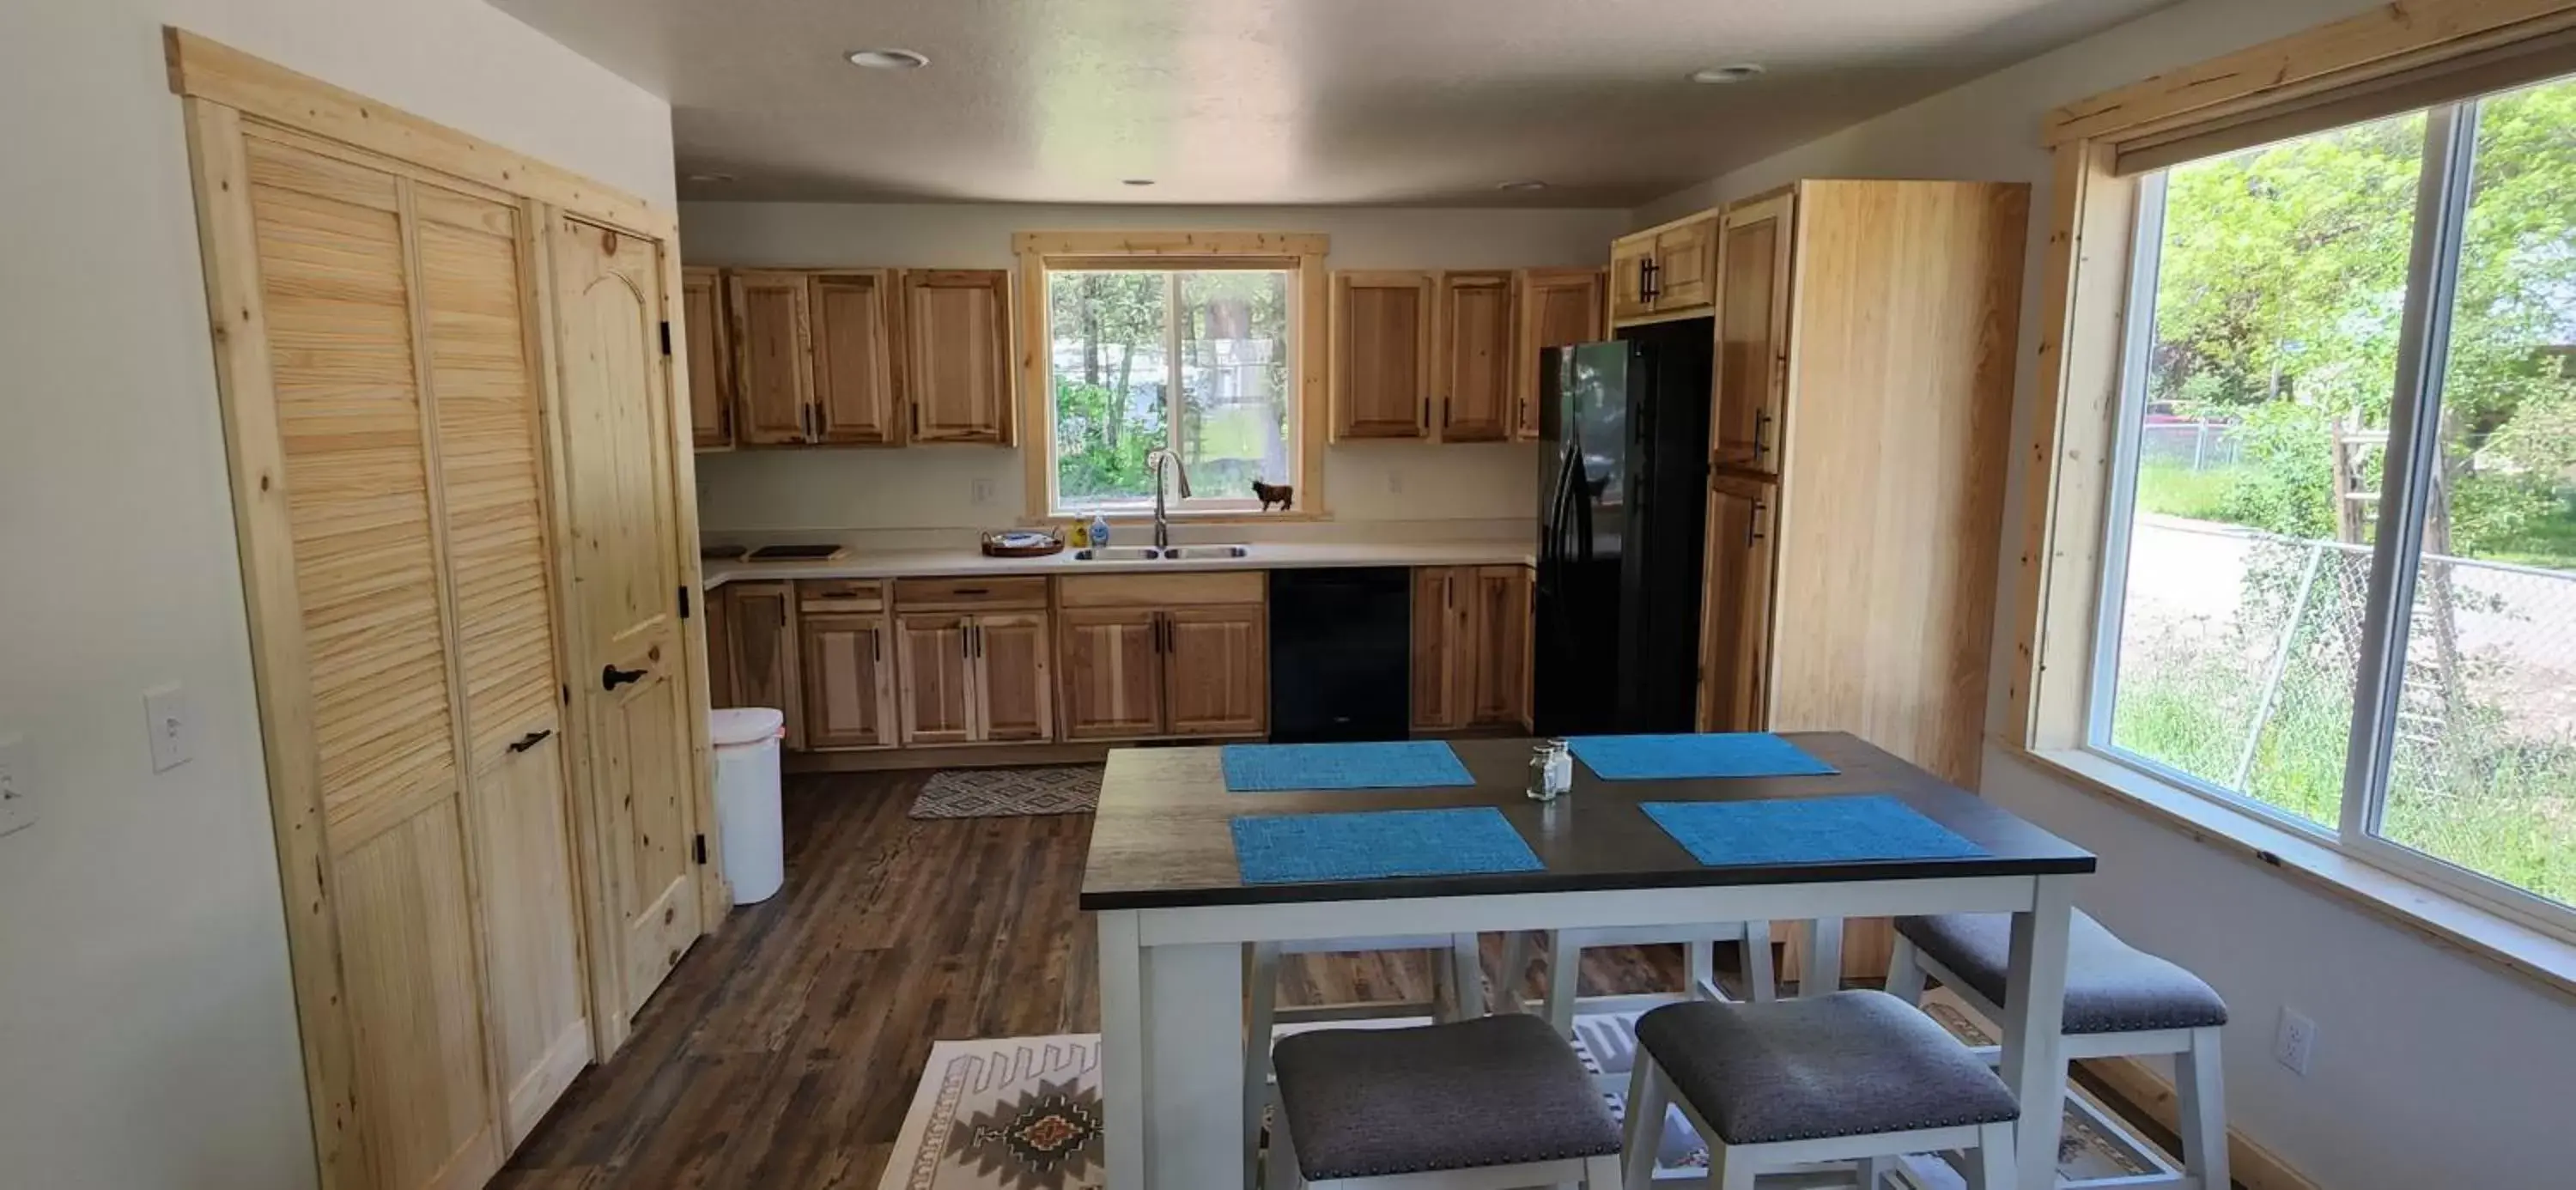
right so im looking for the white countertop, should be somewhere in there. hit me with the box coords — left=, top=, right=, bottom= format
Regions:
left=701, top=538, right=1534, bottom=589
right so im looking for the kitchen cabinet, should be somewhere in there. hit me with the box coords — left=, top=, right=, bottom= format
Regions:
left=682, top=266, right=733, bottom=449
left=704, top=581, right=736, bottom=709
left=1331, top=270, right=1435, bottom=440
left=1412, top=566, right=1527, bottom=732
left=1710, top=192, right=1795, bottom=474
left=893, top=577, right=1053, bottom=744
left=903, top=270, right=1014, bottom=444
left=1513, top=268, right=1606, bottom=440
left=801, top=614, right=896, bottom=750
left=723, top=581, right=803, bottom=749
left=1058, top=608, right=1166, bottom=739
left=1410, top=568, right=1469, bottom=731
left=973, top=613, right=1055, bottom=741
left=729, top=270, right=813, bottom=446
left=1608, top=213, right=1719, bottom=325
left=1163, top=605, right=1268, bottom=737
left=896, top=613, right=976, bottom=745
left=1433, top=271, right=1515, bottom=442
left=1609, top=238, right=1656, bottom=323
left=809, top=270, right=900, bottom=444
left=1696, top=473, right=1777, bottom=734
left=1056, top=573, right=1267, bottom=740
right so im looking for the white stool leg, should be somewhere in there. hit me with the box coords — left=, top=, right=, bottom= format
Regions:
left=1244, top=943, right=1280, bottom=1190
left=1449, top=933, right=1485, bottom=1020
left=1621, top=1056, right=1668, bottom=1190
left=1264, top=1084, right=1303, bottom=1190
left=1500, top=931, right=1532, bottom=1013
left=1686, top=938, right=1716, bottom=999
left=1743, top=920, right=1777, bottom=1004
left=1545, top=930, right=1581, bottom=1035
left=1709, top=1139, right=1757, bottom=1190
left=1861, top=1155, right=1895, bottom=1188
left=1583, top=1153, right=1624, bottom=1189
left=1804, top=918, right=1844, bottom=995
left=2177, top=1026, right=2229, bottom=1190
left=1885, top=935, right=1927, bottom=1007
left=1971, top=1120, right=2015, bottom=1190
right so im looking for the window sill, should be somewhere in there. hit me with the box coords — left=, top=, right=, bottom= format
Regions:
left=2008, top=743, right=2576, bottom=1004
left=1024, top=508, right=1331, bottom=527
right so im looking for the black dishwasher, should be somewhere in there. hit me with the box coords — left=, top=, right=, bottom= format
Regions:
left=1268, top=568, right=1413, bottom=742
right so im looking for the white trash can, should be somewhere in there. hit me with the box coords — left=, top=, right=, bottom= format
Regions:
left=709, top=707, right=787, bottom=905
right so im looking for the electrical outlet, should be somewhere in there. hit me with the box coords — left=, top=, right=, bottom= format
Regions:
left=971, top=478, right=995, bottom=506
left=0, top=734, right=33, bottom=838
left=1385, top=470, right=1404, bottom=495
left=2274, top=1006, right=2318, bottom=1077
left=144, top=683, right=196, bottom=773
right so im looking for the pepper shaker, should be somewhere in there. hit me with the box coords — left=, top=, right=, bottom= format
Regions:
left=1526, top=744, right=1561, bottom=802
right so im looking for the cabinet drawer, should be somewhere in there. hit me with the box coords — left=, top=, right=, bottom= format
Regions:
left=799, top=578, right=885, bottom=612
left=1059, top=572, right=1264, bottom=609
left=893, top=574, right=1049, bottom=610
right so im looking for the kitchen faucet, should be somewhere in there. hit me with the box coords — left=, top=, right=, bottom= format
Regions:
left=1145, top=447, right=1191, bottom=551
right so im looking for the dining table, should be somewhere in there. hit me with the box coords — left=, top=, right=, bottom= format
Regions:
left=1079, top=731, right=2097, bottom=1190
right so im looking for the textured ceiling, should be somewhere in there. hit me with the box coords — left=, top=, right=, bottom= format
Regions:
left=489, top=0, right=2177, bottom=207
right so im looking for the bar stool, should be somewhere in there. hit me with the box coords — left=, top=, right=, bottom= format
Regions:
left=1265, top=1014, right=1626, bottom=1189
left=1888, top=911, right=2231, bottom=1190
left=1623, top=991, right=2021, bottom=1190
left=1499, top=922, right=1777, bottom=1036
left=1245, top=935, right=1488, bottom=1187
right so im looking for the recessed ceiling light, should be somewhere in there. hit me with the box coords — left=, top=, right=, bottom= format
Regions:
left=687, top=172, right=738, bottom=184
left=1689, top=64, right=1765, bottom=84
left=1122, top=179, right=1156, bottom=186
left=846, top=47, right=930, bottom=70
left=1498, top=180, right=1549, bottom=191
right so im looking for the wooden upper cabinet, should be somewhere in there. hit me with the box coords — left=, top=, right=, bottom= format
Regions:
left=1515, top=268, right=1605, bottom=440
left=1697, top=473, right=1778, bottom=733
left=1466, top=566, right=1532, bottom=729
left=800, top=613, right=896, bottom=750
left=729, top=270, right=812, bottom=445
left=1058, top=609, right=1164, bottom=740
left=896, top=612, right=975, bottom=746
left=1711, top=192, right=1796, bottom=475
left=1652, top=217, right=1717, bottom=311
left=1332, top=271, right=1434, bottom=440
left=903, top=270, right=1013, bottom=444
left=681, top=266, right=732, bottom=449
left=1410, top=567, right=1468, bottom=731
left=724, top=581, right=803, bottom=749
left=1164, top=605, right=1267, bottom=738
left=808, top=270, right=898, bottom=445
left=1435, top=271, right=1515, bottom=443
left=1609, top=235, right=1656, bottom=323
left=972, top=612, right=1054, bottom=742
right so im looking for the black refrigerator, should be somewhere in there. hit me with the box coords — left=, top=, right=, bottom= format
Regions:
left=1533, top=320, right=1713, bottom=736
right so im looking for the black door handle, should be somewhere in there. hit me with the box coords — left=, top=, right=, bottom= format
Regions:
left=602, top=664, right=648, bottom=690
left=507, top=728, right=553, bottom=754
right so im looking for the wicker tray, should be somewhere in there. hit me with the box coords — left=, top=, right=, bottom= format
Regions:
left=981, top=529, right=1065, bottom=558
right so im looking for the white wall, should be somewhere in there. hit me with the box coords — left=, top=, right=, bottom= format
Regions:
left=1637, top=1, right=2572, bottom=1185
left=681, top=203, right=1629, bottom=533
left=0, top=3, right=673, bottom=1187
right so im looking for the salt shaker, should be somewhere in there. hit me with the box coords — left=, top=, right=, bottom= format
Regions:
left=1545, top=738, right=1573, bottom=796
left=1526, top=744, right=1560, bottom=802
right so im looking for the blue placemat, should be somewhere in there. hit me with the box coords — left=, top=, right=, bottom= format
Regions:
left=1221, top=741, right=1474, bottom=792
left=1568, top=732, right=1838, bottom=780
left=1230, top=807, right=1543, bottom=883
left=1640, top=795, right=1988, bottom=867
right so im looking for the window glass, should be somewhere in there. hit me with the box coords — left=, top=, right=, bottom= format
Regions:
left=1177, top=271, right=1292, bottom=501
left=1047, top=268, right=1293, bottom=512
left=1050, top=270, right=1170, bottom=510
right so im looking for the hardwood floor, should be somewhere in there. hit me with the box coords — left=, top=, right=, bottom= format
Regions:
left=497, top=769, right=1699, bottom=1189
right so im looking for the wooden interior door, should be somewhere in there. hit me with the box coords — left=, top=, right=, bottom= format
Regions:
left=972, top=612, right=1055, bottom=742
left=1609, top=236, right=1656, bottom=323
left=1332, top=271, right=1433, bottom=439
left=897, top=612, right=975, bottom=745
left=728, top=269, right=812, bottom=445
left=551, top=216, right=703, bottom=1022
left=680, top=266, right=732, bottom=449
left=1698, top=474, right=1779, bottom=733
left=1164, top=605, right=1268, bottom=737
left=1514, top=268, right=1604, bottom=439
left=903, top=270, right=1013, bottom=443
left=1436, top=271, right=1515, bottom=442
left=239, top=135, right=501, bottom=1189
left=1058, top=608, right=1165, bottom=739
left=1409, top=567, right=1468, bottom=731
left=1466, top=567, right=1532, bottom=728
left=1711, top=193, right=1795, bottom=474
left=1653, top=217, right=1717, bottom=310
left=799, top=614, right=896, bottom=750
left=808, top=270, right=897, bottom=444
left=723, top=582, right=802, bottom=749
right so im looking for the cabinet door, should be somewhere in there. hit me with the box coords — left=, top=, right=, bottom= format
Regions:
left=730, top=270, right=813, bottom=445
left=1165, top=605, right=1268, bottom=738
left=1435, top=271, right=1515, bottom=442
left=1331, top=271, right=1434, bottom=440
left=681, top=266, right=732, bottom=449
left=903, top=270, right=1014, bottom=443
left=1609, top=235, right=1657, bottom=323
left=1514, top=268, right=1604, bottom=440
left=973, top=612, right=1055, bottom=743
left=1466, top=567, right=1532, bottom=728
left=1711, top=193, right=1795, bottom=474
left=1653, top=217, right=1717, bottom=311
left=800, top=614, right=896, bottom=750
left=897, top=612, right=976, bottom=745
left=1058, top=608, right=1165, bottom=739
left=702, top=581, right=735, bottom=710
left=1698, top=475, right=1778, bottom=733
left=809, top=270, right=898, bottom=444
left=725, top=581, right=803, bottom=749
left=1410, top=568, right=1468, bottom=731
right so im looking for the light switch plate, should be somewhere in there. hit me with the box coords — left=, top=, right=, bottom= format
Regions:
left=144, top=683, right=195, bottom=773
left=0, top=734, right=32, bottom=837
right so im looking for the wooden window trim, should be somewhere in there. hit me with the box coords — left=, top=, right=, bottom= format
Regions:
left=1012, top=232, right=1330, bottom=520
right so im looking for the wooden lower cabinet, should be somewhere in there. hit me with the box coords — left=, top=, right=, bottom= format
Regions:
left=1413, top=566, right=1529, bottom=732
left=896, top=613, right=976, bottom=746
left=722, top=581, right=803, bottom=748
left=1054, top=600, right=1266, bottom=740
left=1697, top=474, right=1778, bottom=733
left=1058, top=608, right=1165, bottom=739
left=800, top=614, right=896, bottom=750
left=1411, top=568, right=1470, bottom=731
left=973, top=613, right=1055, bottom=742
left=896, top=610, right=1053, bottom=745
left=1164, top=605, right=1267, bottom=737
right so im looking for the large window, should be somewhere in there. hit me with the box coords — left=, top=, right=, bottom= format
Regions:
left=2093, top=74, right=2576, bottom=915
left=1046, top=268, right=1294, bottom=513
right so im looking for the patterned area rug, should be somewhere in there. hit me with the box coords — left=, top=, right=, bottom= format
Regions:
left=909, top=767, right=1102, bottom=820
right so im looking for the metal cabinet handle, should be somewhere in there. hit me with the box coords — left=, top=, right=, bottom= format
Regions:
left=1747, top=500, right=1768, bottom=547
left=953, top=586, right=990, bottom=596
left=1753, top=410, right=1771, bottom=458
left=602, top=665, right=648, bottom=690
left=507, top=728, right=553, bottom=754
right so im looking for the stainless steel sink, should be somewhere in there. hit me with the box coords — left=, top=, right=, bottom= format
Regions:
left=1161, top=544, right=1252, bottom=561
left=1072, top=545, right=1162, bottom=562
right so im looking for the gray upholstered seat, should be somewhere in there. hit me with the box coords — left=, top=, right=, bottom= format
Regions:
left=1897, top=910, right=2229, bottom=1034
left=1270, top=1013, right=1622, bottom=1181
left=1633, top=991, right=2020, bottom=1145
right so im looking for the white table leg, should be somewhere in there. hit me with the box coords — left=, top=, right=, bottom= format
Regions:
left=1142, top=938, right=1247, bottom=1189
left=1804, top=918, right=1844, bottom=995
left=1998, top=874, right=2075, bottom=1190
left=1098, top=911, right=1147, bottom=1190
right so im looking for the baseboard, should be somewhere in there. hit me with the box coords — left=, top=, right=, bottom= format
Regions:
left=2081, top=1055, right=2318, bottom=1190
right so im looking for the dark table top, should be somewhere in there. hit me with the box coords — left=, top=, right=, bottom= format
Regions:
left=1078, top=732, right=2095, bottom=911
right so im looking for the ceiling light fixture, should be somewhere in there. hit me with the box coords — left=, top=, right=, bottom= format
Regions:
left=846, top=47, right=930, bottom=70
left=1498, top=180, right=1549, bottom=191
left=1122, top=179, right=1156, bottom=186
left=1689, top=64, right=1766, bottom=83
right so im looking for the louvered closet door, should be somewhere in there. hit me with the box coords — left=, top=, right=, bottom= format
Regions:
left=244, top=135, right=501, bottom=1190
left=416, top=182, right=591, bottom=1147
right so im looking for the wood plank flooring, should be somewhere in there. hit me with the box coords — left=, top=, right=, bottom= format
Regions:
left=497, top=769, right=1695, bottom=1189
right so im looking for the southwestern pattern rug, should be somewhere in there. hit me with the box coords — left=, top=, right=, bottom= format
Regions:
left=908, top=767, right=1103, bottom=820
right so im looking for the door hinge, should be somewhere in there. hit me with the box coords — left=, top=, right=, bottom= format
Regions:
left=678, top=585, right=693, bottom=620
left=659, top=320, right=673, bottom=356
left=693, top=834, right=708, bottom=865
